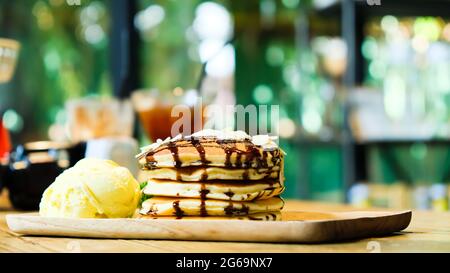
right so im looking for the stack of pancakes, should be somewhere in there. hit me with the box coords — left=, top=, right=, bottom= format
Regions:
left=136, top=130, right=285, bottom=221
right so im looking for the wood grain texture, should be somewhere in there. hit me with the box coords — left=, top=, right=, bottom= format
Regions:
left=5, top=210, right=411, bottom=243
left=1, top=190, right=450, bottom=252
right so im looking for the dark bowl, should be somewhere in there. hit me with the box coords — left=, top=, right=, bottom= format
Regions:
left=1, top=141, right=86, bottom=210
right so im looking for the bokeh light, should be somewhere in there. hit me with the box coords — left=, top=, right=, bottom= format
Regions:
left=2, top=109, right=24, bottom=133
left=192, top=2, right=234, bottom=78
left=381, top=15, right=399, bottom=33
left=84, top=24, right=105, bottom=45
left=205, top=44, right=235, bottom=78
left=414, top=17, right=441, bottom=42
left=410, top=143, right=427, bottom=160
left=266, top=45, right=285, bottom=66
left=278, top=118, right=296, bottom=138
left=193, top=2, right=232, bottom=42
left=44, top=50, right=61, bottom=72
left=198, top=39, right=226, bottom=63
left=384, top=73, right=406, bottom=120
left=253, top=85, right=274, bottom=104
left=173, top=87, right=184, bottom=97
left=282, top=64, right=301, bottom=90
left=302, top=109, right=322, bottom=134
left=361, top=37, right=378, bottom=59
left=134, top=5, right=165, bottom=32
left=32, top=1, right=54, bottom=30
left=79, top=2, right=107, bottom=46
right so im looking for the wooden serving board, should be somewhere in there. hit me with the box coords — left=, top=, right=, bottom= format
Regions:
left=6, top=210, right=411, bottom=243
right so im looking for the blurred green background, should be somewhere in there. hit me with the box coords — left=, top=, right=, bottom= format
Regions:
left=1, top=0, right=450, bottom=210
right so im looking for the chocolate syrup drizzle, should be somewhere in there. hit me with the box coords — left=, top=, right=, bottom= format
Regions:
left=167, top=141, right=181, bottom=168
left=261, top=151, right=268, bottom=168
left=199, top=183, right=210, bottom=217
left=224, top=203, right=250, bottom=216
left=247, top=212, right=277, bottom=221
left=167, top=141, right=182, bottom=180
left=145, top=137, right=281, bottom=176
left=172, top=200, right=184, bottom=219
left=235, top=152, right=242, bottom=168
left=224, top=191, right=235, bottom=199
left=142, top=136, right=283, bottom=219
left=190, top=136, right=211, bottom=165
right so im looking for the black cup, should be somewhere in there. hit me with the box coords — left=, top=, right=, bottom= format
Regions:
left=0, top=141, right=86, bottom=210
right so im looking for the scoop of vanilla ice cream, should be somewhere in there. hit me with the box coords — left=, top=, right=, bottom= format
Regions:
left=39, top=158, right=140, bottom=218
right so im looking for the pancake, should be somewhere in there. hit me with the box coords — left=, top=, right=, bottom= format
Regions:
left=143, top=179, right=285, bottom=201
left=137, top=130, right=285, bottom=219
left=145, top=166, right=280, bottom=181
left=137, top=211, right=281, bottom=221
left=137, top=137, right=283, bottom=170
left=140, top=196, right=284, bottom=217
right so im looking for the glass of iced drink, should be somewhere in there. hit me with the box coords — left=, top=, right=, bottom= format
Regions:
left=131, top=88, right=204, bottom=142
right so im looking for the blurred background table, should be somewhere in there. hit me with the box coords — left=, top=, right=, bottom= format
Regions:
left=1, top=190, right=449, bottom=253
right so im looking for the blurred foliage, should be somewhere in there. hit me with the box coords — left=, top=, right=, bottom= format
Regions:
left=369, top=143, right=450, bottom=184
left=0, top=0, right=111, bottom=143
left=363, top=16, right=450, bottom=123
left=137, top=0, right=200, bottom=90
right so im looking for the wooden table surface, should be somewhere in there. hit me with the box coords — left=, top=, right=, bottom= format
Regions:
left=1, top=190, right=449, bottom=253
